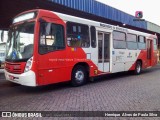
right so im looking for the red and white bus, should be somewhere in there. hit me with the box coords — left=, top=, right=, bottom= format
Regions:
left=4, top=9, right=158, bottom=87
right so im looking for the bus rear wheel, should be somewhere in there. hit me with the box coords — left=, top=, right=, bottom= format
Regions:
left=134, top=61, right=142, bottom=75
left=71, top=65, right=87, bottom=87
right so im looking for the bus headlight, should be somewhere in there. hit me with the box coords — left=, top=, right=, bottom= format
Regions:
left=25, top=57, right=33, bottom=72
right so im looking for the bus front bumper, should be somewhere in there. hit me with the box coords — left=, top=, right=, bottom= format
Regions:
left=4, top=70, right=37, bottom=87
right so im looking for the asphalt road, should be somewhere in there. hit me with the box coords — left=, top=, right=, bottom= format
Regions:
left=0, top=65, right=160, bottom=119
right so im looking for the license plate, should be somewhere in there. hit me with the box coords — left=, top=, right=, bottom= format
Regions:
left=8, top=75, right=15, bottom=80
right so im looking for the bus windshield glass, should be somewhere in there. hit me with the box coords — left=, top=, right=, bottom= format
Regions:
left=6, top=22, right=35, bottom=62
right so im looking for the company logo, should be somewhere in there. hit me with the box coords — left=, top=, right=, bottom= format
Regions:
left=2, top=112, right=12, bottom=117
left=133, top=11, right=145, bottom=21
left=135, top=11, right=143, bottom=18
left=1, top=112, right=42, bottom=118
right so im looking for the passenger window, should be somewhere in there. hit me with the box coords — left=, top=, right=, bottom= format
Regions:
left=67, top=22, right=90, bottom=48
left=153, top=38, right=158, bottom=50
left=127, top=33, right=137, bottom=50
left=90, top=26, right=96, bottom=48
left=138, top=36, right=146, bottom=50
left=113, top=31, right=126, bottom=49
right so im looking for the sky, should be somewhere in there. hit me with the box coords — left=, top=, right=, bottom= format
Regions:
left=96, top=0, right=160, bottom=26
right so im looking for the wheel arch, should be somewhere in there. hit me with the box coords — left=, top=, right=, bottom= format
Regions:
left=72, top=62, right=90, bottom=73
left=137, top=59, right=142, bottom=67
left=72, top=62, right=90, bottom=79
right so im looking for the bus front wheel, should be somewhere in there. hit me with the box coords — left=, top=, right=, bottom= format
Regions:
left=71, top=65, right=87, bottom=87
left=134, top=61, right=142, bottom=75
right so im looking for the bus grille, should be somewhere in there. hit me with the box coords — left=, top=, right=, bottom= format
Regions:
left=5, top=62, right=25, bottom=74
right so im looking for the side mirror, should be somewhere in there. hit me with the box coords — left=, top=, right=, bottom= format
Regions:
left=1, top=31, right=4, bottom=42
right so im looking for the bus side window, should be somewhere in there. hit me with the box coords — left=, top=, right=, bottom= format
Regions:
left=113, top=31, right=126, bottom=49
left=39, top=22, right=65, bottom=54
left=153, top=38, right=158, bottom=50
left=90, top=26, right=96, bottom=48
left=127, top=33, right=137, bottom=50
left=67, top=22, right=90, bottom=48
left=138, top=36, right=146, bottom=50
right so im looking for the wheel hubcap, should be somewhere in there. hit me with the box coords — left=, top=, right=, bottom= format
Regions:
left=137, top=64, right=141, bottom=73
left=75, top=71, right=84, bottom=83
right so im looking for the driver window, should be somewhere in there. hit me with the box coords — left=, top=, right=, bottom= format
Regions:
left=39, top=22, right=65, bottom=54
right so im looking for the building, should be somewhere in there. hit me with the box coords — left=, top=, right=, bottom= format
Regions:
left=0, top=42, right=6, bottom=69
left=0, top=0, right=160, bottom=44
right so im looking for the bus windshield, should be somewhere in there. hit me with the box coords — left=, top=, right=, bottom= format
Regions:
left=6, top=22, right=35, bottom=62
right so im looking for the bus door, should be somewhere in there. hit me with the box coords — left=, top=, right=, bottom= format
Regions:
left=37, top=17, right=67, bottom=85
left=98, top=32, right=110, bottom=72
left=147, top=39, right=153, bottom=66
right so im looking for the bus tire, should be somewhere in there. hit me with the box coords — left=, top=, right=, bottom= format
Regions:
left=134, top=61, right=142, bottom=75
left=71, top=65, right=87, bottom=87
